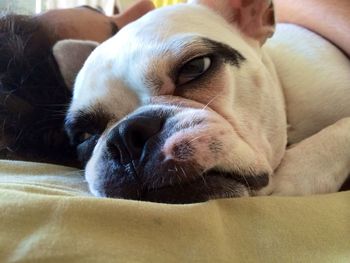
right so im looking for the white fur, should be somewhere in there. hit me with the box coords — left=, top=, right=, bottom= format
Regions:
left=65, top=3, right=350, bottom=197
left=262, top=24, right=350, bottom=195
left=265, top=24, right=350, bottom=144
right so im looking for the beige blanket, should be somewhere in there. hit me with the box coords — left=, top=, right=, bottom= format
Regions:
left=0, top=160, right=349, bottom=262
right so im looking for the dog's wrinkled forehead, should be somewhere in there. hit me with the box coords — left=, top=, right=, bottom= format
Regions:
left=71, top=4, right=256, bottom=112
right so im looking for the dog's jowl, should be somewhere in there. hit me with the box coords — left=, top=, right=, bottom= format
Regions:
left=54, top=0, right=350, bottom=203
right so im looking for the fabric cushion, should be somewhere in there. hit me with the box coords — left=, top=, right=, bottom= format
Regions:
left=0, top=160, right=349, bottom=262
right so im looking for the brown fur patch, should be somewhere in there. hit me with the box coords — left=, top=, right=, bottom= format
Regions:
left=145, top=75, right=164, bottom=93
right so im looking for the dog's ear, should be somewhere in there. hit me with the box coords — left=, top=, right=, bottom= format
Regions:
left=190, top=0, right=275, bottom=45
left=53, top=40, right=98, bottom=89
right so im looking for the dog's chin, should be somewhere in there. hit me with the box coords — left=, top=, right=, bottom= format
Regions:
left=87, top=167, right=250, bottom=204
left=142, top=171, right=250, bottom=204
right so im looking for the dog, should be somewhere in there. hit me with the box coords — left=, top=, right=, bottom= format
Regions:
left=53, top=0, right=350, bottom=203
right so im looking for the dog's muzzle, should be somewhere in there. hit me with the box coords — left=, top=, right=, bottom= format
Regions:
left=85, top=99, right=269, bottom=204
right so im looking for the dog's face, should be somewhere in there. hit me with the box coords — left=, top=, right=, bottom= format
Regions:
left=55, top=1, right=287, bottom=203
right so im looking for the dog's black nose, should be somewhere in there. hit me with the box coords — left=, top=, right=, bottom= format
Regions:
left=107, top=115, right=164, bottom=160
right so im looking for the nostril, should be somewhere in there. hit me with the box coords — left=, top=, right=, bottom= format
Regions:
left=120, top=116, right=164, bottom=159
left=106, top=115, right=164, bottom=161
left=124, top=127, right=148, bottom=156
left=106, top=132, right=124, bottom=162
left=106, top=139, right=121, bottom=160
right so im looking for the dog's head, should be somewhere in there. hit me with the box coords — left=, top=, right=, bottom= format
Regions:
left=54, top=0, right=287, bottom=203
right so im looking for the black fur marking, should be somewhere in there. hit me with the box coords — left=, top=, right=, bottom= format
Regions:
left=65, top=105, right=112, bottom=145
left=203, top=170, right=269, bottom=190
left=76, top=134, right=99, bottom=165
left=202, top=38, right=246, bottom=68
left=235, top=172, right=270, bottom=190
left=65, top=105, right=112, bottom=165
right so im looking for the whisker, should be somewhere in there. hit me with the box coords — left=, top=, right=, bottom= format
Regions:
left=239, top=172, right=252, bottom=193
left=176, top=165, right=186, bottom=185
left=199, top=172, right=208, bottom=188
left=189, top=134, right=208, bottom=143
left=179, top=166, right=186, bottom=178
left=202, top=91, right=224, bottom=111
left=37, top=103, right=70, bottom=107
left=1, top=118, right=7, bottom=137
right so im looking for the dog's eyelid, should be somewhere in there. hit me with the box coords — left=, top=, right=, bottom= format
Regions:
left=68, top=126, right=96, bottom=145
left=176, top=55, right=213, bottom=86
left=180, top=51, right=214, bottom=66
left=75, top=131, right=94, bottom=144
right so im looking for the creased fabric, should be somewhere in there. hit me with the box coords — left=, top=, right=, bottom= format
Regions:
left=0, top=160, right=349, bottom=263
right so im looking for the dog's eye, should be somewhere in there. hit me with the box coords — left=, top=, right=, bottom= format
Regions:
left=177, top=56, right=211, bottom=85
left=75, top=132, right=93, bottom=145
